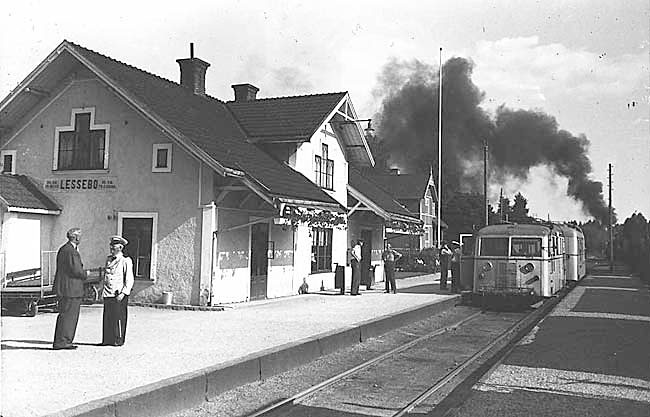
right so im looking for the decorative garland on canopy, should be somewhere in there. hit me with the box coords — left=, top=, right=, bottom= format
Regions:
left=386, top=219, right=424, bottom=235
left=282, top=206, right=347, bottom=229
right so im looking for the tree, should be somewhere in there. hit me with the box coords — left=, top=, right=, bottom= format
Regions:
left=510, top=192, right=531, bottom=223
left=581, top=220, right=608, bottom=257
left=442, top=193, right=495, bottom=240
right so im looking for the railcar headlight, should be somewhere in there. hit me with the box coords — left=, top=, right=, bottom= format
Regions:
left=482, top=262, right=493, bottom=272
left=520, top=263, right=535, bottom=274
left=525, top=275, right=540, bottom=285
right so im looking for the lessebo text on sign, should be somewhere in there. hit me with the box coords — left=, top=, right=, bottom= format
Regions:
left=44, top=177, right=118, bottom=191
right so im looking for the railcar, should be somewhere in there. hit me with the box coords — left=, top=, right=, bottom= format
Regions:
left=472, top=223, right=566, bottom=306
left=556, top=223, right=586, bottom=284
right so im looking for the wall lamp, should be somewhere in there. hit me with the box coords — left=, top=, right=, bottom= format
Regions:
left=335, top=119, right=375, bottom=137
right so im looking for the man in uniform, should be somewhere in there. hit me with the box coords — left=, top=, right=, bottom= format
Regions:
left=382, top=243, right=402, bottom=294
left=102, top=236, right=134, bottom=346
left=450, top=241, right=462, bottom=293
left=438, top=241, right=453, bottom=290
left=53, top=228, right=87, bottom=350
left=350, top=240, right=362, bottom=295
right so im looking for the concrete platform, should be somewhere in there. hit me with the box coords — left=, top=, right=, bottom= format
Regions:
left=1, top=273, right=458, bottom=417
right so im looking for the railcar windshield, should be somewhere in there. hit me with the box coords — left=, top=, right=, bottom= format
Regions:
left=510, top=238, right=542, bottom=257
left=479, top=237, right=509, bottom=256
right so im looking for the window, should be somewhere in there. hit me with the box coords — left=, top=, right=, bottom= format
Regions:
left=311, top=227, right=333, bottom=273
left=1, top=150, right=16, bottom=174
left=510, top=238, right=542, bottom=257
left=152, top=143, right=172, bottom=172
left=479, top=237, right=509, bottom=256
left=423, top=225, right=431, bottom=247
left=314, top=144, right=334, bottom=190
left=54, top=108, right=109, bottom=171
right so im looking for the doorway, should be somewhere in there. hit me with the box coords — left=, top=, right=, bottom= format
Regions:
left=119, top=213, right=156, bottom=280
left=250, top=222, right=269, bottom=300
left=459, top=233, right=475, bottom=291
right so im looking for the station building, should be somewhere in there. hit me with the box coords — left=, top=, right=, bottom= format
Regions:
left=0, top=40, right=422, bottom=305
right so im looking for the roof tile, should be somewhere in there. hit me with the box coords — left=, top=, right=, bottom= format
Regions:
left=0, top=174, right=61, bottom=212
left=226, top=93, right=346, bottom=141
left=66, top=42, right=339, bottom=206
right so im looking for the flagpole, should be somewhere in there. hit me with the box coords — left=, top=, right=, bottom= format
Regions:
left=437, top=47, right=443, bottom=249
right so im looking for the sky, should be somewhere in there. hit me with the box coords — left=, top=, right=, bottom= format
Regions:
left=1, top=0, right=648, bottom=222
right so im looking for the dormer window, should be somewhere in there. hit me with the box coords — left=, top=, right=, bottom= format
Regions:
left=315, top=144, right=334, bottom=190
left=54, top=108, right=110, bottom=171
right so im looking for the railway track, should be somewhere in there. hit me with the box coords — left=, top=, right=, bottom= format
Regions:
left=247, top=293, right=564, bottom=417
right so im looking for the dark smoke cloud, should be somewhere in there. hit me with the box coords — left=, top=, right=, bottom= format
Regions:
left=372, top=57, right=611, bottom=223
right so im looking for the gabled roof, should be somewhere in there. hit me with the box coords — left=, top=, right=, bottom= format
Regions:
left=0, top=41, right=342, bottom=210
left=348, top=167, right=419, bottom=223
left=0, top=174, right=61, bottom=214
left=363, top=171, right=436, bottom=202
left=226, top=93, right=347, bottom=142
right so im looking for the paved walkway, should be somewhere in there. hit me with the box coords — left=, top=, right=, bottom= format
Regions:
left=457, top=263, right=650, bottom=417
left=1, top=273, right=452, bottom=417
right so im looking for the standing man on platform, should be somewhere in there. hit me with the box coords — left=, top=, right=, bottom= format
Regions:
left=102, top=236, right=134, bottom=346
left=382, top=243, right=402, bottom=294
left=350, top=239, right=362, bottom=295
left=439, top=241, right=453, bottom=290
left=450, top=241, right=462, bottom=293
left=53, top=228, right=87, bottom=350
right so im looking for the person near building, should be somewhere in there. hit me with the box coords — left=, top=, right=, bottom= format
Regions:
left=350, top=239, right=362, bottom=296
left=450, top=241, right=462, bottom=293
left=101, top=236, right=134, bottom=346
left=382, top=243, right=402, bottom=294
left=438, top=241, right=453, bottom=290
left=52, top=228, right=87, bottom=350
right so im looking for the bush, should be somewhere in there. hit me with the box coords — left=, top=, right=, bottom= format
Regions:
left=395, top=248, right=439, bottom=273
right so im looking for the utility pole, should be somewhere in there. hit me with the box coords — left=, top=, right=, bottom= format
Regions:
left=499, top=188, right=503, bottom=222
left=483, top=140, right=488, bottom=227
left=609, top=163, right=614, bottom=271
left=437, top=47, right=443, bottom=249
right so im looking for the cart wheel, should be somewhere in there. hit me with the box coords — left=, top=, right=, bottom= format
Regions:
left=26, top=300, right=38, bottom=317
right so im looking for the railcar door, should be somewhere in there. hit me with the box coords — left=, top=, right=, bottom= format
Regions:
left=459, top=233, right=475, bottom=291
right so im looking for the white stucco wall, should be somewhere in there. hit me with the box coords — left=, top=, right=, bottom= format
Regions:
left=1, top=75, right=207, bottom=304
left=267, top=222, right=295, bottom=298
left=213, top=209, right=251, bottom=304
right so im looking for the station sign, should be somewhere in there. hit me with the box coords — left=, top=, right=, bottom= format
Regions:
left=44, top=176, right=118, bottom=192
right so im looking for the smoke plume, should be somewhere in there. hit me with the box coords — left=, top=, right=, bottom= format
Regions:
left=372, top=57, right=611, bottom=223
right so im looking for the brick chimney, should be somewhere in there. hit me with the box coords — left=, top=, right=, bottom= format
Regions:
left=231, top=83, right=259, bottom=102
left=176, top=43, right=210, bottom=95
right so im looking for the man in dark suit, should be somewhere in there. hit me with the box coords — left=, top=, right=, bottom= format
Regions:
left=53, top=228, right=87, bottom=350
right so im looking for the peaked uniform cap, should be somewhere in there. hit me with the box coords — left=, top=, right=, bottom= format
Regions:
left=109, top=236, right=128, bottom=246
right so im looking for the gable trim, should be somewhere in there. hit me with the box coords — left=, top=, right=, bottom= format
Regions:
left=1, top=81, right=76, bottom=150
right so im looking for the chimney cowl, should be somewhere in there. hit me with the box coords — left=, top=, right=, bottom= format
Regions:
left=231, top=83, right=259, bottom=102
left=176, top=50, right=210, bottom=96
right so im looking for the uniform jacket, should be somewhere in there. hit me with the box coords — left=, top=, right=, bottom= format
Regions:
left=53, top=241, right=86, bottom=298
left=102, top=254, right=135, bottom=298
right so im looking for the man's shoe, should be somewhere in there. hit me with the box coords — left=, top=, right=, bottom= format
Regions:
left=53, top=344, right=77, bottom=350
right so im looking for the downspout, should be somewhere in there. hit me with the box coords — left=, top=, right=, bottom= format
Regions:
left=209, top=207, right=219, bottom=306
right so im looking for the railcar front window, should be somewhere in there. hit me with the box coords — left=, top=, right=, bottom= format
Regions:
left=479, top=238, right=509, bottom=256
left=511, top=238, right=542, bottom=257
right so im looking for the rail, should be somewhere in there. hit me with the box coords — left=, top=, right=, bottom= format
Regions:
left=246, top=285, right=568, bottom=417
